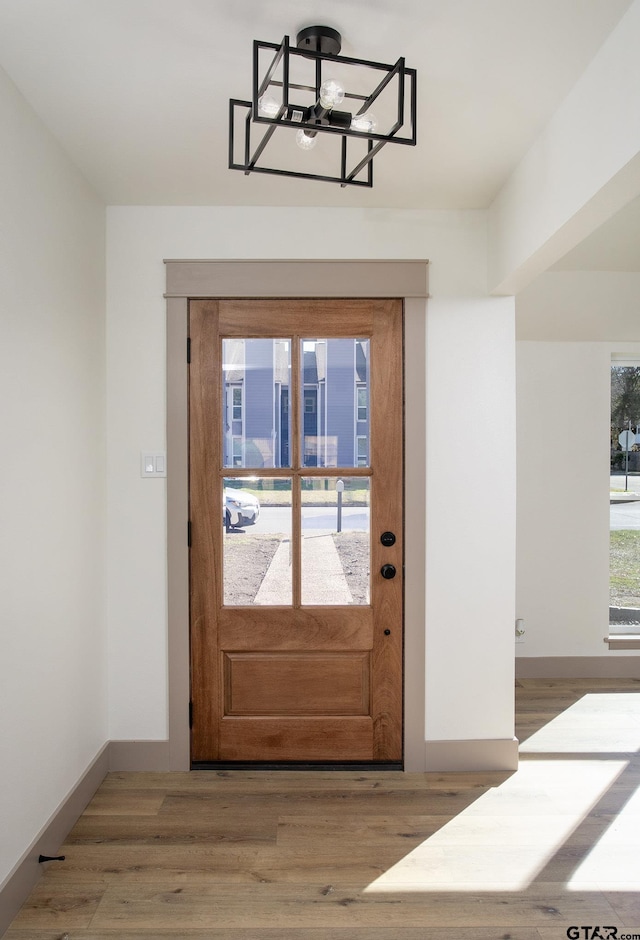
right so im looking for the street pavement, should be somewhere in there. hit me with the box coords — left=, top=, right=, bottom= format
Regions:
left=610, top=473, right=640, bottom=530
left=611, top=501, right=640, bottom=530
left=251, top=505, right=369, bottom=536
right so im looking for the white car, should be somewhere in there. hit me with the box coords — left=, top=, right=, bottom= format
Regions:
left=224, top=488, right=260, bottom=529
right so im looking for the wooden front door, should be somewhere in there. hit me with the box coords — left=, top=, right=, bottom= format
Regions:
left=189, top=299, right=403, bottom=764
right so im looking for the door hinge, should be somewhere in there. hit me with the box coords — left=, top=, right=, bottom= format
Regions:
left=188, top=520, right=192, bottom=547
left=187, top=337, right=191, bottom=363
left=189, top=701, right=193, bottom=729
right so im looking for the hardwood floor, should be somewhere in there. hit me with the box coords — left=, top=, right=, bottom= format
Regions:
left=4, top=678, right=640, bottom=939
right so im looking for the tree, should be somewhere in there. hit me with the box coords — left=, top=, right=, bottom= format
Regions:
left=611, top=366, right=640, bottom=433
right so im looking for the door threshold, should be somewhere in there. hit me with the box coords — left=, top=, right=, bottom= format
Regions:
left=191, top=761, right=404, bottom=771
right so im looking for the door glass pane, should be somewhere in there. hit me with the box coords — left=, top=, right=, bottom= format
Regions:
left=222, top=338, right=291, bottom=468
left=301, top=477, right=370, bottom=605
left=223, top=478, right=292, bottom=606
left=300, top=338, right=370, bottom=468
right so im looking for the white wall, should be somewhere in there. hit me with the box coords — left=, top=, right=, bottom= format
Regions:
left=517, top=270, right=640, bottom=342
left=106, top=205, right=516, bottom=750
left=0, top=67, right=106, bottom=886
left=516, top=270, right=640, bottom=659
left=426, top=296, right=516, bottom=740
left=516, top=341, right=611, bottom=656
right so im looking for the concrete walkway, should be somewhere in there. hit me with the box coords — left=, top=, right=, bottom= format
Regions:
left=254, top=534, right=353, bottom=605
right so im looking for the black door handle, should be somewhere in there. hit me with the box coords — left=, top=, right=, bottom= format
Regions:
left=380, top=564, right=396, bottom=580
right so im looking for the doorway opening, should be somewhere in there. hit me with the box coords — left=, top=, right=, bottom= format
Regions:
left=188, top=298, right=404, bottom=766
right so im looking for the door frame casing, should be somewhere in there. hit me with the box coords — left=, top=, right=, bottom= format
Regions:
left=166, top=260, right=428, bottom=771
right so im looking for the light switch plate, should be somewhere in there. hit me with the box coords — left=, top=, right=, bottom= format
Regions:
left=141, top=452, right=167, bottom=477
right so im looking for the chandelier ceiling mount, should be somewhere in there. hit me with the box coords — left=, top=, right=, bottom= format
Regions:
left=228, top=25, right=417, bottom=188
left=296, top=25, right=342, bottom=57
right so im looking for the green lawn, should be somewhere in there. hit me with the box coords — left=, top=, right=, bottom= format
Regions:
left=610, top=529, right=640, bottom=608
left=229, top=486, right=369, bottom=507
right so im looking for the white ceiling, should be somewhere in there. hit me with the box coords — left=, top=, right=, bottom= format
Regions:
left=0, top=0, right=633, bottom=217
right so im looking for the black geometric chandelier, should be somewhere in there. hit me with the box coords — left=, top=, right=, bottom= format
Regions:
left=229, top=25, right=417, bottom=188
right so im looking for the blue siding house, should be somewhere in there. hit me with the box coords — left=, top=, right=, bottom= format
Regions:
left=223, top=338, right=369, bottom=469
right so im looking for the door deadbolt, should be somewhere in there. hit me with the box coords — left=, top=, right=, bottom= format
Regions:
left=380, top=564, right=396, bottom=580
left=380, top=531, right=396, bottom=547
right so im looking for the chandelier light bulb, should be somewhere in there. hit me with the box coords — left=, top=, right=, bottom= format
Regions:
left=258, top=94, right=280, bottom=118
left=296, top=128, right=318, bottom=150
left=319, top=78, right=345, bottom=110
left=350, top=111, right=378, bottom=134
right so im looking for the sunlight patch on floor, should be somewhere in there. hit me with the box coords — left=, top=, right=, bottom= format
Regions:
left=519, top=693, right=640, bottom=754
left=366, top=693, right=640, bottom=893
left=364, top=759, right=627, bottom=893
left=568, top=782, right=640, bottom=890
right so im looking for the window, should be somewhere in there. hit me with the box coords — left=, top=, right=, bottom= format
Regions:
left=608, top=359, right=640, bottom=645
left=232, top=386, right=242, bottom=421
left=357, top=384, right=368, bottom=422
left=357, top=435, right=368, bottom=467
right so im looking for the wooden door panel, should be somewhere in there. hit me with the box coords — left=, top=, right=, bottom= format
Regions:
left=217, top=300, right=375, bottom=337
left=219, top=717, right=374, bottom=762
left=223, top=652, right=371, bottom=716
left=189, top=298, right=403, bottom=764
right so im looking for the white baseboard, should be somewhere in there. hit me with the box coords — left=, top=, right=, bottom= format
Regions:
left=516, top=655, right=640, bottom=678
left=425, top=737, right=519, bottom=772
